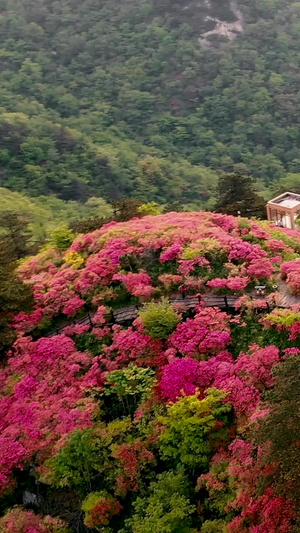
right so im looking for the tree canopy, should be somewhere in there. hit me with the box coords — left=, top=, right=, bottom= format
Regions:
left=214, top=173, right=266, bottom=218
left=1, top=0, right=300, bottom=209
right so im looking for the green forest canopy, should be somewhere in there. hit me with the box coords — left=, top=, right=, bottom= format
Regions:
left=0, top=187, right=113, bottom=242
left=1, top=0, right=300, bottom=208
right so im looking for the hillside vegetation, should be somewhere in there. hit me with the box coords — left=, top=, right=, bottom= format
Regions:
left=1, top=212, right=300, bottom=531
left=1, top=0, right=300, bottom=206
left=0, top=187, right=113, bottom=243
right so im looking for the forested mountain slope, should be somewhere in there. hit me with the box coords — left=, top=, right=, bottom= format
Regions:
left=1, top=0, right=300, bottom=205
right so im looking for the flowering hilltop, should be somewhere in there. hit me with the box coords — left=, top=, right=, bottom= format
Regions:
left=1, top=211, right=300, bottom=532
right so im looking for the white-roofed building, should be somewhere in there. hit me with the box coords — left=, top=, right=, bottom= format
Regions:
left=267, top=192, right=300, bottom=229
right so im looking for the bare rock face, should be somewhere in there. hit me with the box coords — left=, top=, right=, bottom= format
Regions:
left=199, top=0, right=244, bottom=47
left=23, top=491, right=39, bottom=506
left=153, top=0, right=244, bottom=46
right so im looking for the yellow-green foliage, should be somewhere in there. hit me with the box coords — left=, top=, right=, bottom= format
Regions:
left=265, top=308, right=300, bottom=327
left=158, top=389, right=232, bottom=470
left=50, top=226, right=76, bottom=252
left=270, top=229, right=300, bottom=253
left=182, top=238, right=221, bottom=260
left=139, top=298, right=180, bottom=340
left=200, top=520, right=228, bottom=532
left=182, top=247, right=203, bottom=260
left=64, top=251, right=85, bottom=269
left=0, top=188, right=112, bottom=244
left=281, top=251, right=300, bottom=262
left=138, top=202, right=162, bottom=216
left=82, top=492, right=104, bottom=514
left=238, top=218, right=252, bottom=230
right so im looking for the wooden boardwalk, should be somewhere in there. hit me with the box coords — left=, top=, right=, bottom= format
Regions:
left=46, top=294, right=240, bottom=337
left=112, top=295, right=240, bottom=324
left=271, top=277, right=300, bottom=308
left=44, top=279, right=300, bottom=338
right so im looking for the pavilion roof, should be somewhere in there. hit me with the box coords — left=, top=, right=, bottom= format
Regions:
left=267, top=192, right=300, bottom=210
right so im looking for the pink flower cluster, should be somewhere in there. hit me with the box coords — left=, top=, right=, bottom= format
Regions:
left=62, top=295, right=85, bottom=316
left=228, top=239, right=267, bottom=262
left=104, top=321, right=165, bottom=368
left=93, top=305, right=109, bottom=326
left=113, top=271, right=154, bottom=298
left=178, top=256, right=211, bottom=275
left=281, top=260, right=300, bottom=294
left=160, top=344, right=281, bottom=422
left=0, top=507, right=68, bottom=533
left=0, top=335, right=104, bottom=494
left=207, top=276, right=250, bottom=291
left=16, top=211, right=300, bottom=332
left=159, top=243, right=183, bottom=262
left=169, top=307, right=231, bottom=357
left=247, top=258, right=274, bottom=279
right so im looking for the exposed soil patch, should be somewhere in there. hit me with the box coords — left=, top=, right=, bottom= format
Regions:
left=199, top=0, right=244, bottom=46
left=152, top=0, right=244, bottom=44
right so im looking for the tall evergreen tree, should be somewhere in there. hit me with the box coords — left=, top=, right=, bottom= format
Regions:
left=214, top=174, right=266, bottom=219
left=0, top=215, right=33, bottom=358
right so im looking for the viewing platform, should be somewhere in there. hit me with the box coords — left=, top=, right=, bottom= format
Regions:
left=267, top=191, right=300, bottom=229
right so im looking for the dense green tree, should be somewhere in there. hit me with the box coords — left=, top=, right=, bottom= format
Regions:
left=68, top=215, right=108, bottom=234
left=271, top=173, right=300, bottom=198
left=0, top=236, right=33, bottom=358
left=0, top=211, right=34, bottom=258
left=125, top=471, right=196, bottom=533
left=139, top=299, right=180, bottom=340
left=158, top=389, right=232, bottom=471
left=44, top=419, right=132, bottom=497
left=112, top=199, right=143, bottom=222
left=214, top=174, right=267, bottom=219
left=101, top=365, right=156, bottom=418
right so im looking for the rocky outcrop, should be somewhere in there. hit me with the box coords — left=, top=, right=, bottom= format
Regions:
left=199, top=0, right=244, bottom=47
left=153, top=0, right=245, bottom=47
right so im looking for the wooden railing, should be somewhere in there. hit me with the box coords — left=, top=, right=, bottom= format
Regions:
left=45, top=294, right=247, bottom=337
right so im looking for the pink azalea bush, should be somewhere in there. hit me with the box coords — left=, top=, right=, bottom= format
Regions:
left=226, top=440, right=294, bottom=533
left=169, top=307, right=231, bottom=358
left=16, top=213, right=299, bottom=331
left=0, top=507, right=69, bottom=533
left=92, top=305, right=109, bottom=326
left=1, top=212, right=300, bottom=530
left=247, top=258, right=274, bottom=279
left=160, top=350, right=262, bottom=423
left=16, top=211, right=300, bottom=332
left=113, top=271, right=155, bottom=298
left=0, top=335, right=102, bottom=494
left=281, top=259, right=300, bottom=294
left=159, top=358, right=207, bottom=402
left=159, top=243, right=183, bottom=262
left=104, top=322, right=165, bottom=368
left=62, top=295, right=85, bottom=316
left=207, top=276, right=250, bottom=291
